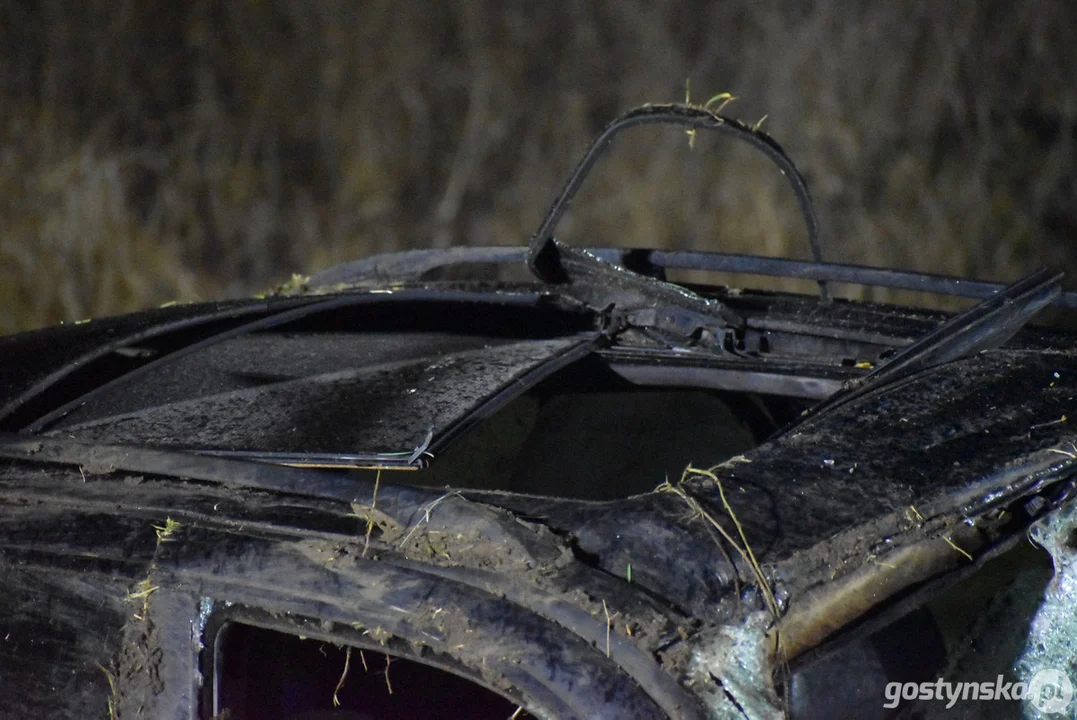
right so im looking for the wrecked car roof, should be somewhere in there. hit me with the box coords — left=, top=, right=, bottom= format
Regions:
left=3, top=102, right=1077, bottom=719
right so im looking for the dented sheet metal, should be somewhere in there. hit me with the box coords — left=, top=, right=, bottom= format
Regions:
left=44, top=334, right=598, bottom=467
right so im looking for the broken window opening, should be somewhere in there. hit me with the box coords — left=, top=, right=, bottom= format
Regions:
left=212, top=622, right=525, bottom=720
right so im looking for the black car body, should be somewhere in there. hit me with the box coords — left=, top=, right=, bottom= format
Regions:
left=2, top=105, right=1076, bottom=719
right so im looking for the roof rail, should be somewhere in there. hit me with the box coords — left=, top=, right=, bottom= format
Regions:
left=524, top=104, right=829, bottom=300
left=307, top=245, right=1077, bottom=309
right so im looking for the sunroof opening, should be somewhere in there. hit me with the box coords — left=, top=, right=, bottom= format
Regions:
left=412, top=356, right=812, bottom=500
left=212, top=622, right=524, bottom=720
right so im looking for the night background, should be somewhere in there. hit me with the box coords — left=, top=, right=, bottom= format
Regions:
left=2, top=1, right=1075, bottom=335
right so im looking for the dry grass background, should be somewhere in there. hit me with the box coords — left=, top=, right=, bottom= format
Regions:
left=2, top=1, right=1076, bottom=334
